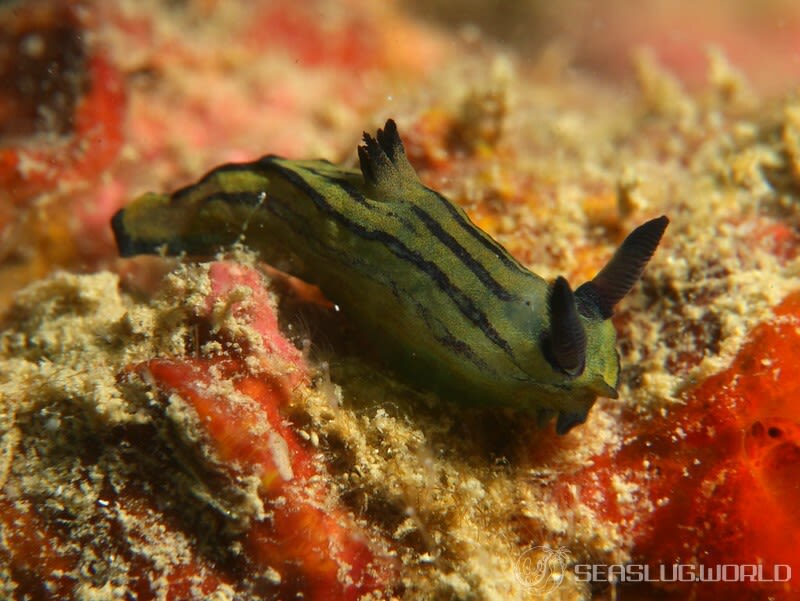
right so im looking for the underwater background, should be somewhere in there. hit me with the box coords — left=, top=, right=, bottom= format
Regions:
left=0, top=1, right=798, bottom=599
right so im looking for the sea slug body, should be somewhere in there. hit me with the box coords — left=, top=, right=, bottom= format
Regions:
left=112, top=119, right=667, bottom=434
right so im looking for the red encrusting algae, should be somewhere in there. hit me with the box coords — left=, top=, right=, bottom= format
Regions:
left=550, top=291, right=800, bottom=600
left=0, top=2, right=127, bottom=303
left=136, top=262, right=398, bottom=600
left=143, top=359, right=397, bottom=600
left=0, top=261, right=398, bottom=600
left=2, top=2, right=799, bottom=599
left=0, top=51, right=125, bottom=207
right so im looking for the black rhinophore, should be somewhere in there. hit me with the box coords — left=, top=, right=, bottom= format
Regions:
left=548, top=276, right=588, bottom=376
left=576, top=215, right=669, bottom=319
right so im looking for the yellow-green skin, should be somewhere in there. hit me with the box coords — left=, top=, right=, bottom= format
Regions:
left=113, top=135, right=620, bottom=426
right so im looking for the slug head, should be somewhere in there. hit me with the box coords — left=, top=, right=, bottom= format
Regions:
left=543, top=216, right=668, bottom=433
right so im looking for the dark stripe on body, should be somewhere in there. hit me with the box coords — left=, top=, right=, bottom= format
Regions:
left=308, top=168, right=421, bottom=233
left=433, top=191, right=527, bottom=274
left=260, top=188, right=491, bottom=371
left=304, top=165, right=372, bottom=207
left=170, top=160, right=274, bottom=200
left=409, top=204, right=513, bottom=301
left=262, top=159, right=515, bottom=358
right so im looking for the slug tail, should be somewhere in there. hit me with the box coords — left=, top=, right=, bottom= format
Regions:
left=111, top=193, right=183, bottom=257
left=111, top=208, right=139, bottom=257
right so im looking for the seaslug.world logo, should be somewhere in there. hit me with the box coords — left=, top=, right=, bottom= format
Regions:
left=513, top=544, right=792, bottom=592
left=513, top=545, right=572, bottom=593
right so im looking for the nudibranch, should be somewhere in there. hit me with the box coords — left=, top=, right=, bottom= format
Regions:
left=112, top=119, right=667, bottom=433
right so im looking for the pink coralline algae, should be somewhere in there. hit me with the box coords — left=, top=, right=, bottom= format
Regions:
left=134, top=262, right=399, bottom=600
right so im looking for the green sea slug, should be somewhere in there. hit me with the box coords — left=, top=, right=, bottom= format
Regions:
left=112, top=119, right=667, bottom=433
